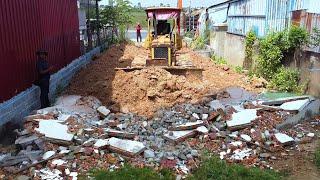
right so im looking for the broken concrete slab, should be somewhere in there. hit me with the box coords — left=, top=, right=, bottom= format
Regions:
left=35, top=120, right=74, bottom=142
left=274, top=133, right=294, bottom=145
left=15, top=135, right=39, bottom=148
left=94, top=139, right=109, bottom=149
left=196, top=126, right=209, bottom=134
left=170, top=120, right=204, bottom=131
left=280, top=99, right=310, bottom=111
left=0, top=154, right=29, bottom=167
left=104, top=128, right=136, bottom=139
left=97, top=106, right=111, bottom=118
left=230, top=148, right=252, bottom=161
left=227, top=109, right=257, bottom=130
left=261, top=95, right=311, bottom=106
left=277, top=99, right=320, bottom=129
left=209, top=100, right=225, bottom=111
left=20, top=150, right=43, bottom=163
left=57, top=114, right=71, bottom=122
left=163, top=130, right=197, bottom=143
left=108, top=137, right=146, bottom=157
left=240, top=134, right=252, bottom=142
left=43, top=151, right=56, bottom=160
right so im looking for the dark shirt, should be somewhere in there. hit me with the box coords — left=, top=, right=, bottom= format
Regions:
left=36, top=59, right=50, bottom=81
left=136, top=25, right=141, bottom=33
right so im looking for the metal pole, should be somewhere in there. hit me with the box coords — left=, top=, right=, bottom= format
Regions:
left=95, top=0, right=101, bottom=46
left=87, top=0, right=93, bottom=50
left=188, top=0, right=191, bottom=31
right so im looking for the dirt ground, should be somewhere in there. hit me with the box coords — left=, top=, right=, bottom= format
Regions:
left=65, top=43, right=261, bottom=118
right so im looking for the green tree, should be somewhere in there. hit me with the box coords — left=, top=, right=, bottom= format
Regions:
left=100, top=0, right=133, bottom=41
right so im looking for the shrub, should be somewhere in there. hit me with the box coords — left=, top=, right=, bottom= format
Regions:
left=191, top=36, right=206, bottom=50
left=268, top=67, right=301, bottom=92
left=287, top=25, right=309, bottom=51
left=248, top=25, right=309, bottom=92
left=245, top=30, right=257, bottom=67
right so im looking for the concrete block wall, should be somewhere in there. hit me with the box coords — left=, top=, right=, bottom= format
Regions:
left=0, top=45, right=104, bottom=128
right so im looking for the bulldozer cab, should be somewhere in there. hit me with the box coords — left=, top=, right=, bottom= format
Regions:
left=144, top=7, right=183, bottom=66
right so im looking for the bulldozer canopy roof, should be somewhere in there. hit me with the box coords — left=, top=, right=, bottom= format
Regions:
left=145, top=7, right=181, bottom=20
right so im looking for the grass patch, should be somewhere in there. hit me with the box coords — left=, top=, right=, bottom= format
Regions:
left=211, top=55, right=227, bottom=65
left=88, top=164, right=175, bottom=180
left=188, top=157, right=282, bottom=180
left=87, top=158, right=281, bottom=180
left=315, top=145, right=320, bottom=168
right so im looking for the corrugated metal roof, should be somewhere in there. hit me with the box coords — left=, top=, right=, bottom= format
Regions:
left=227, top=0, right=267, bottom=36
left=266, top=0, right=289, bottom=33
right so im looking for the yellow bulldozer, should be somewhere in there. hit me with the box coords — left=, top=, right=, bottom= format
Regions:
left=144, top=7, right=183, bottom=67
left=116, top=6, right=203, bottom=78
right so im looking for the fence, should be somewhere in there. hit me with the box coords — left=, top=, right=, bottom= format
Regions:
left=0, top=0, right=80, bottom=102
left=292, top=10, right=320, bottom=53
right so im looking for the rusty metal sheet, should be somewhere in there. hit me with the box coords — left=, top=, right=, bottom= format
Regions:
left=0, top=0, right=80, bottom=102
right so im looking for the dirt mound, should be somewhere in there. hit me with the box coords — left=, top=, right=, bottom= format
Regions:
left=66, top=43, right=261, bottom=118
left=112, top=67, right=206, bottom=116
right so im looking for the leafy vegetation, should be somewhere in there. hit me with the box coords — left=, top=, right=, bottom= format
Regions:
left=315, top=145, right=320, bottom=169
left=130, top=8, right=148, bottom=28
left=100, top=0, right=133, bottom=42
left=245, top=25, right=309, bottom=93
left=191, top=36, right=206, bottom=50
left=234, top=66, right=244, bottom=73
left=268, top=67, right=302, bottom=92
left=211, top=55, right=227, bottom=65
left=309, top=28, right=320, bottom=48
left=244, top=30, right=257, bottom=69
left=88, top=164, right=175, bottom=180
left=188, top=157, right=281, bottom=180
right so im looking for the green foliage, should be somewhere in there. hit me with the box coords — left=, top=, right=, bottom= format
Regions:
left=309, top=28, right=320, bottom=48
left=211, top=55, right=227, bottom=65
left=89, top=164, right=175, bottom=180
left=268, top=67, right=301, bottom=92
left=130, top=8, right=148, bottom=28
left=191, top=36, right=206, bottom=50
left=245, top=30, right=257, bottom=62
left=234, top=66, right=244, bottom=73
left=187, top=157, right=281, bottom=180
left=287, top=25, right=309, bottom=51
left=257, top=36, right=283, bottom=80
left=100, top=0, right=133, bottom=41
left=251, top=25, right=309, bottom=92
left=315, top=145, right=320, bottom=168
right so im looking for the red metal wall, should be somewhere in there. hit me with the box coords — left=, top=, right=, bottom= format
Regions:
left=0, top=0, right=80, bottom=102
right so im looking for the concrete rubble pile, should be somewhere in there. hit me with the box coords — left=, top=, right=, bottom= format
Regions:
left=0, top=87, right=320, bottom=179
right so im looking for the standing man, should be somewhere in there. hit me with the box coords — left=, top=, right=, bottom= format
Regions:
left=36, top=50, right=53, bottom=108
left=136, top=23, right=142, bottom=42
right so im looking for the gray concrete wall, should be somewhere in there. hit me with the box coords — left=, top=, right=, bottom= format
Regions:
left=0, top=45, right=105, bottom=128
left=223, top=33, right=246, bottom=67
left=288, top=51, right=320, bottom=97
left=210, top=30, right=226, bottom=58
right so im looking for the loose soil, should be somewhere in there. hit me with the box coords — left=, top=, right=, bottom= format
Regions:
left=65, top=43, right=261, bottom=118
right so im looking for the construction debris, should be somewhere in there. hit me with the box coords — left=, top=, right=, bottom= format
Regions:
left=108, top=137, right=146, bottom=157
left=35, top=120, right=74, bottom=142
left=1, top=89, right=319, bottom=179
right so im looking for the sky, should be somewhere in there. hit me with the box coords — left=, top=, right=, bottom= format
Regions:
left=100, top=0, right=215, bottom=8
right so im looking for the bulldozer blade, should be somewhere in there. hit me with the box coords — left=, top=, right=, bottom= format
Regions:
left=115, top=66, right=204, bottom=80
